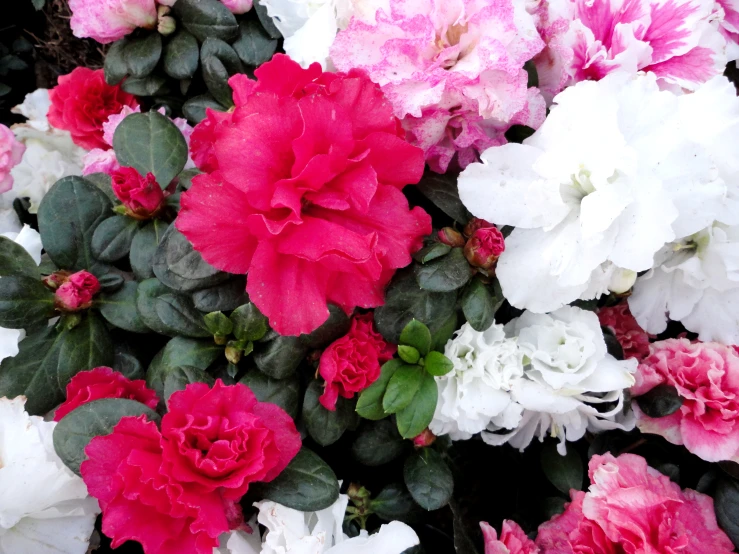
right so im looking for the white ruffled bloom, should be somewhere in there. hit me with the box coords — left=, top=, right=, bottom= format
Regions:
left=429, top=322, right=523, bottom=440
left=0, top=396, right=100, bottom=554
left=250, top=488, right=418, bottom=554
left=458, top=72, right=739, bottom=314
left=0, top=226, right=42, bottom=365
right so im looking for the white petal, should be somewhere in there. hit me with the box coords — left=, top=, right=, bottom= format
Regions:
left=326, top=522, right=419, bottom=554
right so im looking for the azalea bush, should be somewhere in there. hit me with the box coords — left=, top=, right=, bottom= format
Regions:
left=2, top=0, right=739, bottom=554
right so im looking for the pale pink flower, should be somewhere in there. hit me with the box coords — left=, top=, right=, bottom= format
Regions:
left=718, top=0, right=739, bottom=60
left=536, top=453, right=734, bottom=554
left=0, top=124, right=25, bottom=194
left=221, top=0, right=253, bottom=14
left=82, top=149, right=121, bottom=176
left=631, top=338, right=739, bottom=463
left=69, top=0, right=159, bottom=44
left=103, top=105, right=142, bottom=148
left=481, top=520, right=539, bottom=554
left=331, top=0, right=546, bottom=173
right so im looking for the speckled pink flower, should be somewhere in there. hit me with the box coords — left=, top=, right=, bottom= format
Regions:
left=530, top=0, right=728, bottom=100
left=331, top=0, right=546, bottom=173
left=482, top=520, right=539, bottom=554
left=69, top=0, right=158, bottom=44
left=0, top=124, right=25, bottom=194
left=718, top=0, right=739, bottom=60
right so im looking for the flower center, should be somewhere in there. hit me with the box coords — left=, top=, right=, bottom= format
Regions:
left=434, top=23, right=470, bottom=69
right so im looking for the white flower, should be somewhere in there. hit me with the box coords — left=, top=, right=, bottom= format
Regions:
left=429, top=322, right=523, bottom=440
left=0, top=396, right=100, bottom=554
left=252, top=487, right=418, bottom=554
left=0, top=226, right=42, bottom=365
left=11, top=89, right=52, bottom=132
left=629, top=223, right=739, bottom=344
left=213, top=520, right=262, bottom=554
left=458, top=72, right=739, bottom=314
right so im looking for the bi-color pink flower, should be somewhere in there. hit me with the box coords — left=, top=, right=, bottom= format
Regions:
left=0, top=124, right=25, bottom=194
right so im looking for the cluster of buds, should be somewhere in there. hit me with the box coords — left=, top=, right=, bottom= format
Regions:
left=157, top=5, right=176, bottom=36
left=438, top=218, right=505, bottom=272
left=111, top=167, right=166, bottom=220
left=44, top=270, right=101, bottom=312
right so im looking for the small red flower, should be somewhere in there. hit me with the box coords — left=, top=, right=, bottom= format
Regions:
left=48, top=68, right=138, bottom=150
left=54, top=270, right=100, bottom=311
left=111, top=167, right=165, bottom=217
left=54, top=367, right=159, bottom=421
left=464, top=226, right=505, bottom=270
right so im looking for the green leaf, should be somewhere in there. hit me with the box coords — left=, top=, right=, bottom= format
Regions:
left=130, top=220, right=169, bottom=280
left=104, top=40, right=129, bottom=85
left=136, top=278, right=178, bottom=335
left=97, top=281, right=150, bottom=333
left=0, top=275, right=54, bottom=328
left=356, top=359, right=402, bottom=420
left=163, top=29, right=200, bottom=79
left=375, top=269, right=457, bottom=345
left=541, top=442, right=583, bottom=495
left=462, top=277, right=502, bottom=332
left=254, top=0, right=282, bottom=39
left=204, top=311, right=233, bottom=336
left=299, top=305, right=351, bottom=349
left=201, top=38, right=242, bottom=107
left=417, top=170, right=472, bottom=225
left=173, top=0, right=239, bottom=42
left=121, top=75, right=170, bottom=96
left=183, top=94, right=226, bottom=124
left=259, top=448, right=339, bottom=511
left=113, top=111, right=188, bottom=188
left=38, top=176, right=113, bottom=273
left=423, top=351, right=453, bottom=377
left=352, top=419, right=406, bottom=467
left=398, top=345, right=420, bottom=365
left=413, top=242, right=451, bottom=264
left=0, top=236, right=39, bottom=278
left=399, top=319, right=432, bottom=356
left=636, top=384, right=684, bottom=418
left=91, top=215, right=140, bottom=262
left=415, top=247, right=472, bottom=292
left=147, top=336, right=222, bottom=401
left=31, top=0, right=46, bottom=10
left=124, top=32, right=162, bottom=78
left=404, top=448, right=453, bottom=511
left=371, top=483, right=420, bottom=523
left=396, top=372, right=437, bottom=439
left=383, top=364, right=423, bottom=414
left=450, top=499, right=480, bottom=554
left=302, top=380, right=356, bottom=446
left=99, top=271, right=125, bottom=293
left=155, top=293, right=210, bottom=337
left=715, top=478, right=739, bottom=549
left=83, top=172, right=118, bottom=204
left=163, top=365, right=215, bottom=400
left=239, top=370, right=301, bottom=419
left=230, top=302, right=268, bottom=342
left=53, top=398, right=160, bottom=475
left=113, top=342, right=145, bottom=379
left=253, top=335, right=308, bottom=379
left=232, top=19, right=278, bottom=66
left=153, top=226, right=229, bottom=291
left=191, top=278, right=249, bottom=312
left=431, top=311, right=458, bottom=352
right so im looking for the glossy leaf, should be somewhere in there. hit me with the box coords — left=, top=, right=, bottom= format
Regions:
left=97, top=281, right=150, bottom=333
left=415, top=247, right=472, bottom=292
left=404, top=448, right=454, bottom=511
left=91, top=215, right=140, bottom=262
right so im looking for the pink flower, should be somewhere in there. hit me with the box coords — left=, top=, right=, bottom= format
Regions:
left=111, top=167, right=165, bottom=217
left=718, top=0, right=739, bottom=61
left=464, top=226, right=505, bottom=270
left=531, top=0, right=727, bottom=100
left=220, top=0, right=253, bottom=14
left=178, top=55, right=431, bottom=336
left=330, top=0, right=546, bottom=173
left=482, top=521, right=539, bottom=554
left=631, top=338, right=739, bottom=463
left=318, top=313, right=395, bottom=410
left=82, top=148, right=120, bottom=176
left=68, top=0, right=159, bottom=44
left=103, top=105, right=142, bottom=147
left=597, top=302, right=651, bottom=360
left=54, top=367, right=159, bottom=421
left=54, top=270, right=100, bottom=311
left=0, top=124, right=25, bottom=194
left=535, top=453, right=734, bottom=554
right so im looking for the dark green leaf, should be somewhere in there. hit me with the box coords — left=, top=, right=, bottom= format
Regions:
left=0, top=275, right=54, bottom=328
left=155, top=293, right=210, bottom=337
left=356, top=359, right=402, bottom=420
left=230, top=302, right=268, bottom=342
left=413, top=242, right=451, bottom=264
left=113, top=111, right=188, bottom=188
left=462, top=277, right=502, bottom=332
left=113, top=342, right=144, bottom=379
left=0, top=83, right=10, bottom=96
left=38, top=176, right=113, bottom=273
left=163, top=29, right=200, bottom=79
left=124, top=32, right=162, bottom=78
left=396, top=372, right=438, bottom=439
left=541, top=442, right=583, bottom=495
left=253, top=335, right=308, bottom=379
left=415, top=248, right=472, bottom=292
left=398, top=345, right=420, bottom=365
left=98, top=273, right=125, bottom=293
left=423, top=351, right=453, bottom=377
left=147, top=336, right=222, bottom=401
left=130, top=220, right=170, bottom=280
left=715, top=478, right=739, bottom=549
left=183, top=94, right=226, bottom=124
left=53, top=398, right=160, bottom=475
left=450, top=500, right=480, bottom=554
left=542, top=497, right=567, bottom=519
left=191, top=278, right=249, bottom=312
left=31, top=0, right=46, bottom=10
left=431, top=311, right=458, bottom=352
left=173, top=0, right=239, bottom=42
left=201, top=38, right=242, bottom=107
left=371, top=483, right=419, bottom=523
left=399, top=319, right=432, bottom=356
left=300, top=305, right=351, bottom=349
left=404, top=448, right=453, bottom=511
left=91, top=215, right=140, bottom=262
left=417, top=170, right=472, bottom=225
left=137, top=278, right=179, bottom=335
left=302, top=380, right=355, bottom=446
left=254, top=0, right=282, bottom=39
left=122, top=75, right=170, bottom=96
left=232, top=20, right=278, bottom=66
left=0, top=235, right=40, bottom=278
left=636, top=384, right=684, bottom=418
left=383, top=364, right=424, bottom=414
left=97, top=281, right=150, bottom=333
left=163, top=365, right=215, bottom=400
left=84, top=172, right=117, bottom=204
left=352, top=419, right=406, bottom=466
left=153, top=226, right=229, bottom=291
left=239, top=370, right=301, bottom=419
left=104, top=40, right=129, bottom=85
left=259, top=448, right=339, bottom=511
left=177, top=168, right=201, bottom=190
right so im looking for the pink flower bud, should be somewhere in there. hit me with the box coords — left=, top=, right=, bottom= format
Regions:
left=111, top=167, right=165, bottom=218
left=463, top=217, right=494, bottom=238
left=438, top=227, right=465, bottom=247
left=68, top=271, right=101, bottom=295
left=413, top=428, right=436, bottom=448
left=55, top=271, right=100, bottom=311
left=464, top=227, right=505, bottom=270
left=42, top=271, right=71, bottom=290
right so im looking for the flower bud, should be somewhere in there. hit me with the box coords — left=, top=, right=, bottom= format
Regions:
left=158, top=15, right=176, bottom=36
left=608, top=268, right=637, bottom=295
left=438, top=227, right=465, bottom=247
left=464, top=227, right=505, bottom=270
left=111, top=167, right=165, bottom=219
left=55, top=271, right=100, bottom=312
left=225, top=345, right=243, bottom=365
left=464, top=217, right=494, bottom=238
left=413, top=428, right=436, bottom=448
left=42, top=271, right=71, bottom=290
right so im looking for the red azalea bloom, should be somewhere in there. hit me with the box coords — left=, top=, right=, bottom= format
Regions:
left=178, top=54, right=431, bottom=336
left=598, top=302, right=652, bottom=360
left=318, top=313, right=395, bottom=410
left=112, top=167, right=165, bottom=217
left=54, top=366, right=159, bottom=421
left=47, top=68, right=138, bottom=150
